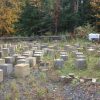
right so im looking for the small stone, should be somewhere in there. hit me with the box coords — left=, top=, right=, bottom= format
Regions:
left=68, top=73, right=75, bottom=78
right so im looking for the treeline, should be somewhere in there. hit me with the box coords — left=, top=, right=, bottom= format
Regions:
left=0, top=0, right=100, bottom=36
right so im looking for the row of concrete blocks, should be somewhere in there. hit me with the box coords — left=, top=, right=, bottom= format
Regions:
left=54, top=51, right=87, bottom=69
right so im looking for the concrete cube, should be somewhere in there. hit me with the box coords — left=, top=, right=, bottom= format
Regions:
left=2, top=48, right=9, bottom=57
left=54, top=59, right=64, bottom=69
left=0, top=59, right=5, bottom=64
left=60, top=55, right=68, bottom=61
left=0, top=64, right=13, bottom=76
left=0, top=69, right=3, bottom=82
left=17, top=59, right=29, bottom=64
left=75, top=59, right=87, bottom=69
left=14, top=64, right=30, bottom=78
left=5, top=57, right=15, bottom=64
left=26, top=57, right=36, bottom=67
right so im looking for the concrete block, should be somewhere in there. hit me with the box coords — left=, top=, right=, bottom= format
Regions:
left=0, top=69, right=3, bottom=82
left=14, top=64, right=30, bottom=78
left=54, top=59, right=64, bottom=69
left=0, top=64, right=13, bottom=76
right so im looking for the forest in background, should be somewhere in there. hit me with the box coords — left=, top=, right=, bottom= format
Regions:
left=0, top=0, right=100, bottom=37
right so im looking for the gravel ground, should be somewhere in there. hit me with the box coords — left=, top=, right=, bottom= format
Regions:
left=0, top=71, right=100, bottom=100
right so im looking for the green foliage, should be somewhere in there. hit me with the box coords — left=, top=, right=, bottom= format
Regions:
left=0, top=0, right=98, bottom=36
left=75, top=23, right=95, bottom=37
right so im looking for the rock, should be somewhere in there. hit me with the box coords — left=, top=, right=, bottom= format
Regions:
left=68, top=73, right=75, bottom=79
left=59, top=76, right=73, bottom=84
left=14, top=64, right=30, bottom=78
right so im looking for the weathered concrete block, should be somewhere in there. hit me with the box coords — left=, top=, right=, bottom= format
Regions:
left=54, top=59, right=64, bottom=69
left=16, top=56, right=26, bottom=61
left=40, top=44, right=48, bottom=50
left=5, top=57, right=15, bottom=64
left=60, top=51, right=67, bottom=55
left=75, top=59, right=87, bottom=69
left=26, top=57, right=36, bottom=67
left=14, top=64, right=30, bottom=78
left=9, top=46, right=15, bottom=56
left=0, top=59, right=5, bottom=64
left=33, top=54, right=43, bottom=64
left=60, top=55, right=68, bottom=61
left=47, top=49, right=55, bottom=57
left=77, top=48, right=83, bottom=52
left=76, top=55, right=86, bottom=59
left=0, top=64, right=13, bottom=76
left=0, top=69, right=3, bottom=82
left=2, top=48, right=9, bottom=57
left=17, top=59, right=29, bottom=64
left=87, top=48, right=96, bottom=55
left=96, top=50, right=100, bottom=57
left=22, top=51, right=33, bottom=57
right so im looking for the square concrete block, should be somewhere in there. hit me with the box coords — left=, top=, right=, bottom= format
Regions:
left=0, top=59, right=5, bottom=64
left=17, top=59, right=29, bottom=64
left=0, top=64, right=13, bottom=76
left=33, top=54, right=43, bottom=64
left=14, top=64, right=30, bottom=78
left=54, top=59, right=64, bottom=69
left=5, top=57, right=15, bottom=64
left=0, top=51, right=3, bottom=58
left=9, top=46, right=15, bottom=56
left=0, top=69, right=3, bottom=82
left=2, top=48, right=9, bottom=57
left=16, top=56, right=26, bottom=61
left=26, top=57, right=36, bottom=67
